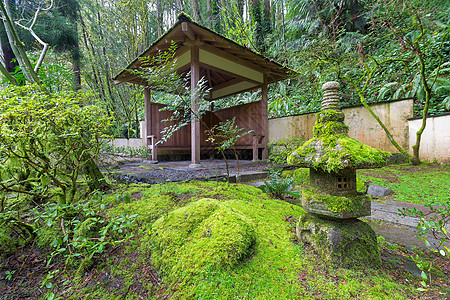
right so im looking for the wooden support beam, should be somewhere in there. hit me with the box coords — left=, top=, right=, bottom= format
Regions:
left=201, top=35, right=232, bottom=48
left=190, top=45, right=201, bottom=167
left=144, top=89, right=157, bottom=161
left=211, top=84, right=260, bottom=101
left=200, top=43, right=266, bottom=75
left=211, top=78, right=242, bottom=91
left=252, top=134, right=259, bottom=161
left=206, top=69, right=213, bottom=87
left=261, top=75, right=269, bottom=160
left=182, top=22, right=195, bottom=40
left=199, top=62, right=261, bottom=86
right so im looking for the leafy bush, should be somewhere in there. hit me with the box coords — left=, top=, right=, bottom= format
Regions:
left=0, top=85, right=111, bottom=205
left=103, top=144, right=152, bottom=159
left=33, top=191, right=137, bottom=267
left=0, top=84, right=112, bottom=260
left=399, top=197, right=450, bottom=290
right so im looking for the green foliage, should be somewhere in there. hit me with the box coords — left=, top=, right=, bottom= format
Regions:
left=33, top=191, right=137, bottom=267
left=399, top=194, right=449, bottom=290
left=103, top=144, right=152, bottom=159
left=268, top=137, right=304, bottom=166
left=32, top=50, right=77, bottom=93
left=259, top=171, right=300, bottom=199
left=0, top=85, right=111, bottom=260
left=0, top=85, right=111, bottom=204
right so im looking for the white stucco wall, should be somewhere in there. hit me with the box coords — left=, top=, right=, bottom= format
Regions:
left=409, top=114, right=450, bottom=163
left=268, top=99, right=414, bottom=154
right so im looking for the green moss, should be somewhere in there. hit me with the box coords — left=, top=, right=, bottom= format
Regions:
left=297, top=214, right=381, bottom=267
left=282, top=168, right=309, bottom=185
left=151, top=198, right=255, bottom=277
left=302, top=188, right=369, bottom=214
left=288, top=134, right=390, bottom=172
left=287, top=109, right=390, bottom=172
left=313, top=110, right=348, bottom=137
left=76, top=181, right=416, bottom=299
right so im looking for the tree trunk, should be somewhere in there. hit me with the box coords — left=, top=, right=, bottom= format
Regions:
left=0, top=22, right=18, bottom=73
left=0, top=1, right=42, bottom=85
left=82, top=156, right=109, bottom=191
left=411, top=53, right=433, bottom=165
left=211, top=0, right=221, bottom=33
left=250, top=0, right=265, bottom=52
left=156, top=0, right=163, bottom=36
left=192, top=0, right=199, bottom=21
left=205, top=0, right=212, bottom=28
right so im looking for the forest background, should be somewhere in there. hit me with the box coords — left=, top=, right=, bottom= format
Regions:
left=0, top=2, right=449, bottom=298
left=0, top=0, right=449, bottom=141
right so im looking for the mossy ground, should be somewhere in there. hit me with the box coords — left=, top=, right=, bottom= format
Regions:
left=282, top=163, right=450, bottom=206
left=1, top=175, right=449, bottom=299
left=357, top=163, right=450, bottom=205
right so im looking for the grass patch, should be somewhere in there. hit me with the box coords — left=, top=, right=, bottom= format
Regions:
left=357, top=163, right=450, bottom=205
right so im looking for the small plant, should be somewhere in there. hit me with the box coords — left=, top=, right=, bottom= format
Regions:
left=259, top=171, right=300, bottom=199
left=410, top=254, right=433, bottom=291
left=5, top=270, right=16, bottom=281
left=40, top=270, right=62, bottom=300
left=399, top=196, right=449, bottom=290
left=206, top=117, right=252, bottom=182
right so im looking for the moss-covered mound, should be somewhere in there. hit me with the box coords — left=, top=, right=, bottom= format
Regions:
left=287, top=110, right=390, bottom=172
left=151, top=198, right=255, bottom=277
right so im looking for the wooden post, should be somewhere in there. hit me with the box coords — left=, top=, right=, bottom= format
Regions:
left=261, top=75, right=269, bottom=160
left=252, top=134, right=258, bottom=161
left=190, top=45, right=201, bottom=167
left=144, top=88, right=158, bottom=162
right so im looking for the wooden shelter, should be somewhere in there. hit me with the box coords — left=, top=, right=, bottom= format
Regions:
left=114, top=14, right=294, bottom=167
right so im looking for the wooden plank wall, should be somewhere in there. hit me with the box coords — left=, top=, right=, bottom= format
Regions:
left=213, top=100, right=262, bottom=147
left=150, top=100, right=263, bottom=150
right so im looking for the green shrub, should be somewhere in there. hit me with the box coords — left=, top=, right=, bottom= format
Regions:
left=269, top=137, right=304, bottom=166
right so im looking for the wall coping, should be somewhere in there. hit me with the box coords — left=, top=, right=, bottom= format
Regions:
left=269, top=97, right=415, bottom=120
left=408, top=111, right=450, bottom=121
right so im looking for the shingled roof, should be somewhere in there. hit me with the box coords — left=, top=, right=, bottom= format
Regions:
left=113, top=13, right=295, bottom=100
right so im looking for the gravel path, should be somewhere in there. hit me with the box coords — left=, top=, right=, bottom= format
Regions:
left=105, top=159, right=270, bottom=184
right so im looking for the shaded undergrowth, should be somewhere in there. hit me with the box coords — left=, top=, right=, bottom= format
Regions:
left=1, top=178, right=449, bottom=299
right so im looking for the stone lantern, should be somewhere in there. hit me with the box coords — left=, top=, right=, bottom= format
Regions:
left=288, top=81, right=389, bottom=267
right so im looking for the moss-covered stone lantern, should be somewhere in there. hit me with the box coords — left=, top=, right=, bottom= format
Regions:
left=288, top=81, right=390, bottom=267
